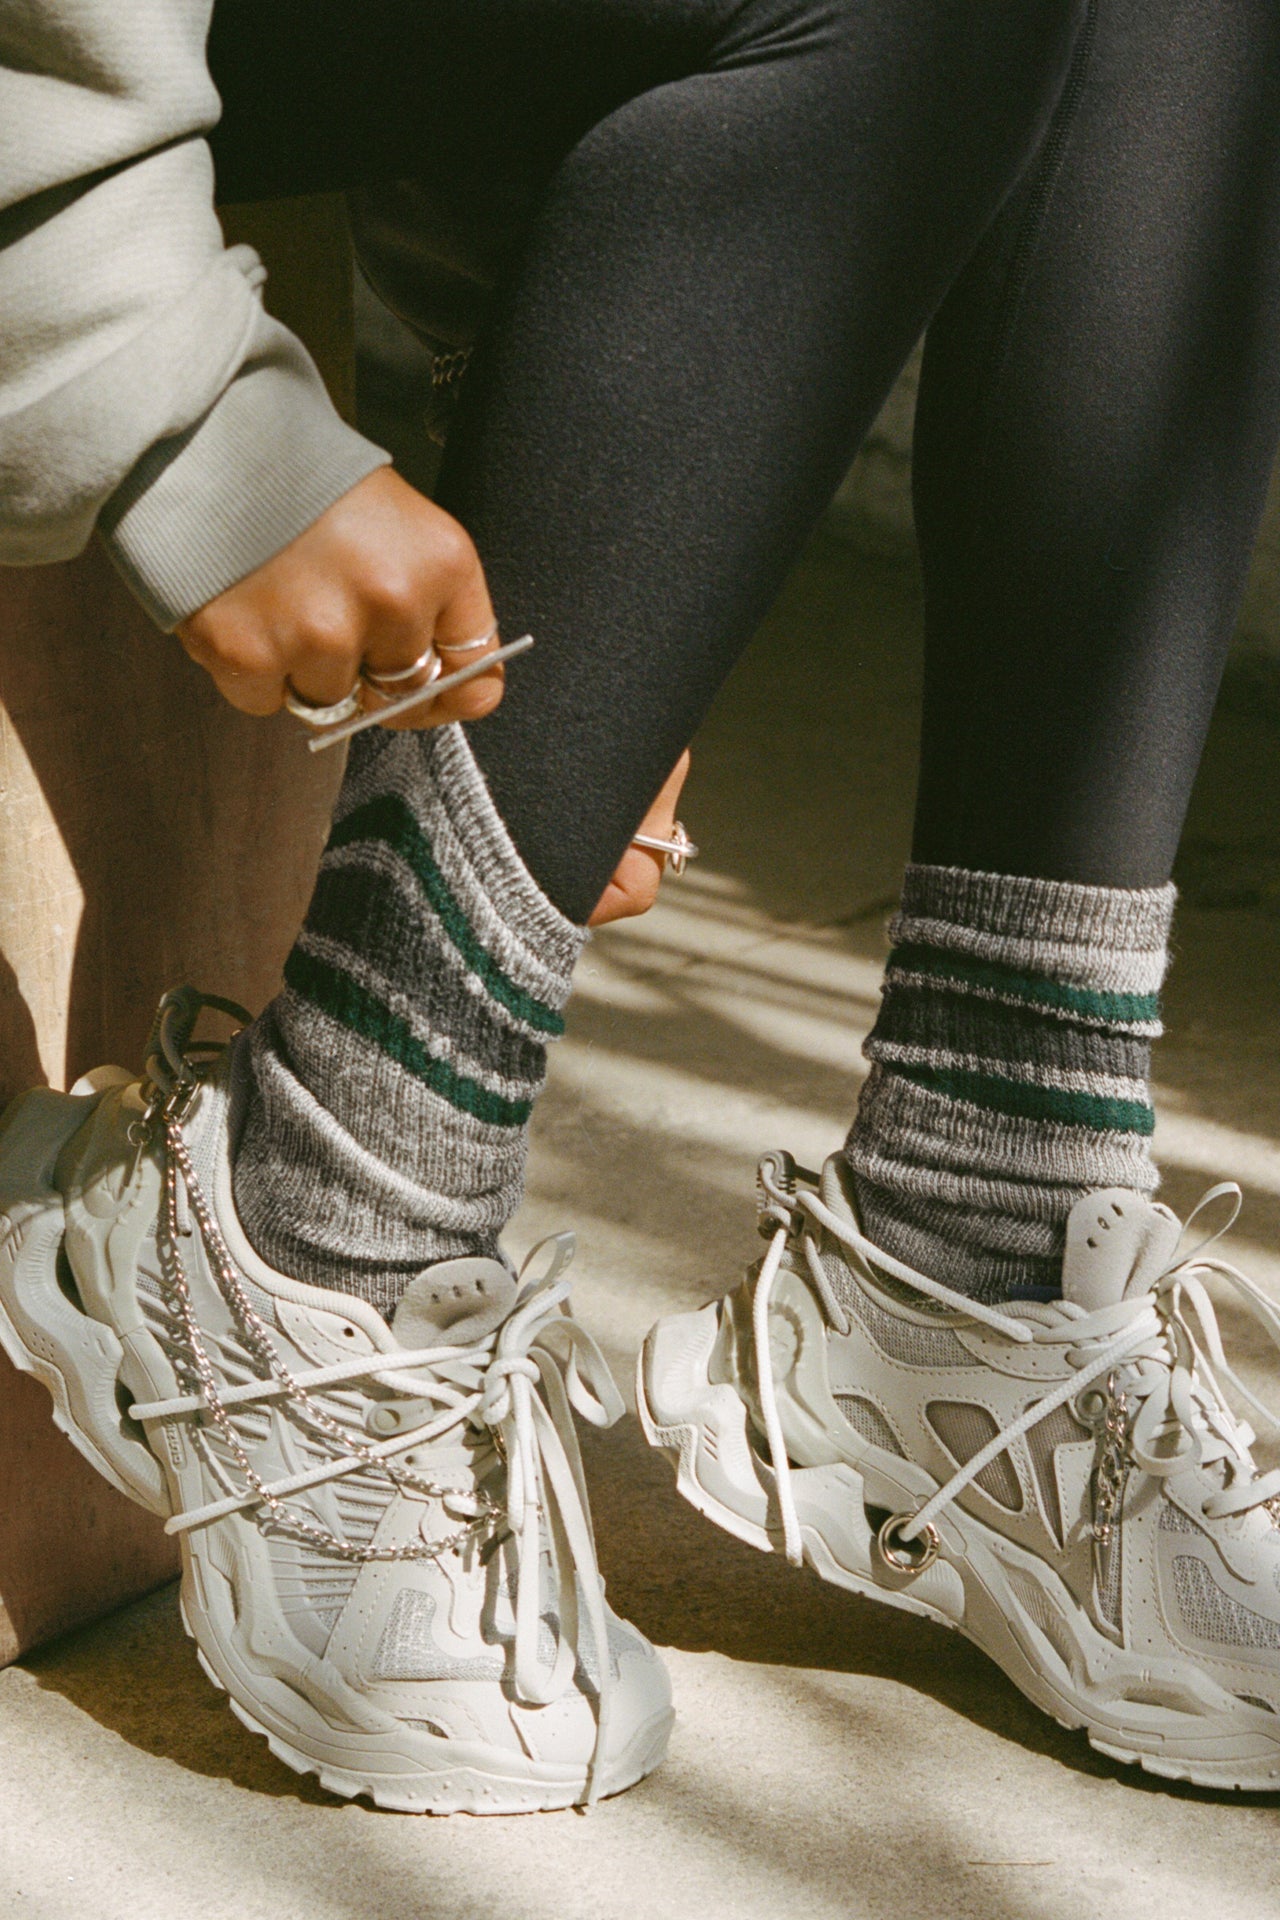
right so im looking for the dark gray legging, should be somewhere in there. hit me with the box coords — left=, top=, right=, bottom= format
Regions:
left=209, top=0, right=1280, bottom=922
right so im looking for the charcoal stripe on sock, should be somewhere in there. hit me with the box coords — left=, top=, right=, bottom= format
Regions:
left=890, top=1061, right=1155, bottom=1136
left=885, top=945, right=1161, bottom=1027
left=327, top=792, right=565, bottom=1036
left=233, top=724, right=585, bottom=1313
left=871, top=981, right=1154, bottom=1079
left=844, top=865, right=1175, bottom=1302
left=301, top=863, right=548, bottom=1078
left=283, top=947, right=534, bottom=1128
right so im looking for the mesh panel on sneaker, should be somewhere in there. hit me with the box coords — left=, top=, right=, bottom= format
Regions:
left=1160, top=1501, right=1204, bottom=1535
left=1172, top=1556, right=1280, bottom=1652
left=926, top=1400, right=1022, bottom=1510
left=833, top=1394, right=903, bottom=1456
left=373, top=1589, right=505, bottom=1682
left=830, top=1256, right=972, bottom=1368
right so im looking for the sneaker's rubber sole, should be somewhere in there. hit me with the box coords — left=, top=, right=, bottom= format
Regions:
left=184, top=1574, right=673, bottom=1815
left=638, top=1302, right=1280, bottom=1793
left=0, top=1087, right=170, bottom=1514
left=0, top=1086, right=672, bottom=1814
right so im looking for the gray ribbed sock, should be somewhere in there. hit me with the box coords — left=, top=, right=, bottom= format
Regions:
left=844, top=864, right=1176, bottom=1303
left=232, top=722, right=585, bottom=1315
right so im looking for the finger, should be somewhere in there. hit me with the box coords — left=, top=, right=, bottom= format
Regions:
left=411, top=540, right=501, bottom=728
left=360, top=617, right=497, bottom=690
left=378, top=572, right=502, bottom=729
left=588, top=751, right=694, bottom=927
left=375, top=655, right=506, bottom=731
left=589, top=847, right=664, bottom=926
left=360, top=608, right=447, bottom=732
left=205, top=665, right=286, bottom=717
left=283, top=625, right=364, bottom=709
left=177, top=627, right=286, bottom=716
left=646, top=751, right=691, bottom=837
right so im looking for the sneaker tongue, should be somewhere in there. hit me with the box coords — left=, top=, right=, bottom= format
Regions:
left=1061, top=1189, right=1183, bottom=1311
left=391, top=1256, right=519, bottom=1348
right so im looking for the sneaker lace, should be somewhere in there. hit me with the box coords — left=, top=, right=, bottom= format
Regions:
left=129, top=991, right=624, bottom=1800
left=750, top=1154, right=1280, bottom=1573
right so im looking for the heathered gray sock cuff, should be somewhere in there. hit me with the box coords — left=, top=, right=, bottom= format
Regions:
left=891, top=866, right=1175, bottom=998
left=845, top=864, right=1176, bottom=1302
left=233, top=722, right=586, bottom=1315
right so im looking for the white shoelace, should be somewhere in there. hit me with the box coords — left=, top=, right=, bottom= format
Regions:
left=750, top=1165, right=1280, bottom=1574
left=133, top=1106, right=623, bottom=1802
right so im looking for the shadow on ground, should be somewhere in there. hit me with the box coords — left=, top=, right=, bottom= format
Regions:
left=9, top=528, right=1280, bottom=1919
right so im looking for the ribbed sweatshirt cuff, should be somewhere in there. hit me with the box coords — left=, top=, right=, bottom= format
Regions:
left=98, top=312, right=389, bottom=630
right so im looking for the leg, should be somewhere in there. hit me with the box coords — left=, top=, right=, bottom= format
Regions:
left=846, top=0, right=1280, bottom=1294
left=434, top=2, right=1089, bottom=920
left=912, top=0, right=1280, bottom=885
left=210, top=0, right=1088, bottom=1302
left=641, top=6, right=1280, bottom=1789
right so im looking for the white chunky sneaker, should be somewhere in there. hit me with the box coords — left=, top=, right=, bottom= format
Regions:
left=639, top=1147, right=1280, bottom=1789
left=0, top=989, right=671, bottom=1813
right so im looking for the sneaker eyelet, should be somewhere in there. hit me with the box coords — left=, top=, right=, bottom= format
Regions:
left=877, top=1511, right=940, bottom=1575
left=1073, top=1387, right=1108, bottom=1426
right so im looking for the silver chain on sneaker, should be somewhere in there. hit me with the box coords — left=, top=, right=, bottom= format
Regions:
left=148, top=1070, right=498, bottom=1566
left=1084, top=1370, right=1131, bottom=1548
left=750, top=1156, right=1280, bottom=1576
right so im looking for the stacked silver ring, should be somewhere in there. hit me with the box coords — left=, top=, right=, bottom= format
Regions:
left=361, top=646, right=442, bottom=696
left=282, top=685, right=364, bottom=729
left=436, top=623, right=498, bottom=656
left=283, top=624, right=500, bottom=733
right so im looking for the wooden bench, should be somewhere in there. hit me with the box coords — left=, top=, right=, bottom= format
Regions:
left=0, top=196, right=355, bottom=1663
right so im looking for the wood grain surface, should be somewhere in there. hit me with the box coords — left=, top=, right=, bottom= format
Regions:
left=0, top=196, right=355, bottom=1662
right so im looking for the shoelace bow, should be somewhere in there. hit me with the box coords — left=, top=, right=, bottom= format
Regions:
left=130, top=1074, right=623, bottom=1802
left=749, top=1157, right=1280, bottom=1574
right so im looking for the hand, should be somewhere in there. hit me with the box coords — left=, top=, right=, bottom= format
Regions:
left=176, top=468, right=503, bottom=731
left=589, top=752, right=692, bottom=927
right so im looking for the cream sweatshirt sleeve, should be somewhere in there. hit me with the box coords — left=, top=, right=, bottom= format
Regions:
left=0, top=1, right=390, bottom=628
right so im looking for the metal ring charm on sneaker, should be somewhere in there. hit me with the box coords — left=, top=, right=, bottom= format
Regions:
left=361, top=646, right=441, bottom=694
left=877, top=1511, right=941, bottom=1575
left=283, top=682, right=364, bottom=729
left=632, top=821, right=699, bottom=877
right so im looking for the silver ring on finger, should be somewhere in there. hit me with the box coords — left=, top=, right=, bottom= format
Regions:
left=283, top=682, right=364, bottom=729
left=632, top=821, right=699, bottom=877
left=361, top=645, right=441, bottom=694
left=437, top=622, right=498, bottom=657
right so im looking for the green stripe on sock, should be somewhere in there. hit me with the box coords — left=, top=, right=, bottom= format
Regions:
left=896, top=1061, right=1156, bottom=1135
left=328, top=795, right=565, bottom=1037
left=888, top=943, right=1160, bottom=1027
left=285, top=948, right=533, bottom=1128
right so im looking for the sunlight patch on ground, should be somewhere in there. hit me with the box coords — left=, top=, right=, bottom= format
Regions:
left=550, top=1041, right=849, bottom=1171
left=1153, top=1097, right=1280, bottom=1197
left=677, top=980, right=870, bottom=1077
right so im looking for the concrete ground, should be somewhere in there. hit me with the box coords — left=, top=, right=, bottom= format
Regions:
left=5, top=530, right=1280, bottom=1919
